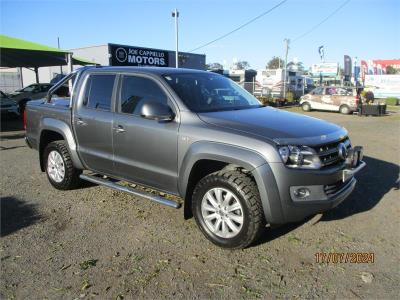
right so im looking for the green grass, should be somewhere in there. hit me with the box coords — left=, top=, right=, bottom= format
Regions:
left=384, top=97, right=399, bottom=106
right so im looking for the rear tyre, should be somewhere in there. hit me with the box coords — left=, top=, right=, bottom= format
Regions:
left=339, top=105, right=351, bottom=114
left=192, top=170, right=264, bottom=249
left=301, top=102, right=311, bottom=111
left=43, top=141, right=82, bottom=190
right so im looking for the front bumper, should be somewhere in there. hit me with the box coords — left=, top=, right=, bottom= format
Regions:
left=271, top=160, right=365, bottom=223
left=252, top=154, right=366, bottom=225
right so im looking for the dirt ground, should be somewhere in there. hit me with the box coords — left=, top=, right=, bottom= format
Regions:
left=1, top=108, right=399, bottom=299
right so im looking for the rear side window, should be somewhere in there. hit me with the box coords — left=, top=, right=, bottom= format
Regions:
left=119, top=75, right=168, bottom=115
left=84, top=74, right=116, bottom=110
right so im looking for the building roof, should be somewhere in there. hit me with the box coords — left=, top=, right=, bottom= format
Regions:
left=0, top=34, right=95, bottom=68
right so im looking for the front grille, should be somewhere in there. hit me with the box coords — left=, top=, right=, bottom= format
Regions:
left=324, top=179, right=350, bottom=196
left=312, top=137, right=351, bottom=168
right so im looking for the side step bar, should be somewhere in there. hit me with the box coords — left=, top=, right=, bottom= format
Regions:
left=79, top=174, right=181, bottom=209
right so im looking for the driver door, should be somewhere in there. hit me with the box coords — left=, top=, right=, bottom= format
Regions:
left=113, top=74, right=179, bottom=193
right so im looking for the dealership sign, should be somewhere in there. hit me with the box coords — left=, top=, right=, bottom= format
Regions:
left=109, top=44, right=169, bottom=67
left=311, top=62, right=338, bottom=76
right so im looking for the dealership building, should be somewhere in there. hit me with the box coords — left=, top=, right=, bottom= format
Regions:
left=0, top=43, right=206, bottom=92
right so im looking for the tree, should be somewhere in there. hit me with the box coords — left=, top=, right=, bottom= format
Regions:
left=232, top=61, right=250, bottom=70
left=386, top=65, right=398, bottom=74
left=266, top=56, right=284, bottom=69
left=287, top=61, right=304, bottom=71
left=206, top=62, right=224, bottom=70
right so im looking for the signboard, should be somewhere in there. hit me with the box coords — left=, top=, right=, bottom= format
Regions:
left=311, top=62, right=338, bottom=76
left=344, top=55, right=352, bottom=77
left=108, top=44, right=169, bottom=67
left=364, top=75, right=400, bottom=98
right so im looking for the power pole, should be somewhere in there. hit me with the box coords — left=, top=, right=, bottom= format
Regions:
left=283, top=38, right=290, bottom=100
left=172, top=9, right=179, bottom=68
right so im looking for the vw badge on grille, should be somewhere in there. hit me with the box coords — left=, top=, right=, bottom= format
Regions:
left=338, top=143, right=348, bottom=160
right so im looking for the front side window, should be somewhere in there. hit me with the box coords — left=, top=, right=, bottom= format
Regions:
left=163, top=72, right=261, bottom=113
left=312, top=87, right=324, bottom=95
left=119, top=76, right=169, bottom=115
left=84, top=74, right=116, bottom=110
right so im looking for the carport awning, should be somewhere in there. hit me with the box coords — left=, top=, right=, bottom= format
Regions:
left=0, top=34, right=95, bottom=68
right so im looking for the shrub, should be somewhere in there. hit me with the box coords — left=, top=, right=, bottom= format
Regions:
left=257, top=96, right=269, bottom=106
left=385, top=97, right=399, bottom=106
left=286, top=91, right=294, bottom=103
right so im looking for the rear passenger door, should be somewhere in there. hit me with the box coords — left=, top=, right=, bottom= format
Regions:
left=113, top=74, right=179, bottom=193
left=322, top=87, right=338, bottom=111
left=74, top=73, right=117, bottom=174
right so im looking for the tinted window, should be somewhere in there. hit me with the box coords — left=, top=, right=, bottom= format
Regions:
left=120, top=76, right=168, bottom=115
left=84, top=75, right=116, bottom=110
left=40, top=85, right=52, bottom=92
left=312, top=87, right=324, bottom=95
left=20, top=84, right=37, bottom=92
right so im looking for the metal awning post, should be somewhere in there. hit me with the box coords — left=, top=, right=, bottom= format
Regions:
left=19, top=67, right=24, bottom=88
left=67, top=53, right=73, bottom=95
left=34, top=67, right=39, bottom=83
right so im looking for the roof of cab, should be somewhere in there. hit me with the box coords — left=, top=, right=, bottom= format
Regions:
left=81, top=66, right=208, bottom=75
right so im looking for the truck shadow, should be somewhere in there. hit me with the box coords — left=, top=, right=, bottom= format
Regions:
left=0, top=197, right=42, bottom=237
left=320, top=155, right=399, bottom=221
left=0, top=116, right=24, bottom=133
left=251, top=155, right=399, bottom=248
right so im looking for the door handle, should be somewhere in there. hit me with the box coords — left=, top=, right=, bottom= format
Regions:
left=114, top=125, right=125, bottom=133
left=76, top=118, right=87, bottom=126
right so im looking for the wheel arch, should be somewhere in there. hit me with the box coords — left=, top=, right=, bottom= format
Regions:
left=301, top=101, right=312, bottom=110
left=39, top=118, right=84, bottom=171
left=178, top=142, right=268, bottom=219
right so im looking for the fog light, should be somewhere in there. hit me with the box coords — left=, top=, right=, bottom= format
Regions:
left=293, top=187, right=310, bottom=199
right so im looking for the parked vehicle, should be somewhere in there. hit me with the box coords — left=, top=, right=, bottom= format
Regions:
left=25, top=66, right=365, bottom=249
left=9, top=83, right=53, bottom=114
left=255, top=68, right=306, bottom=98
left=0, top=90, right=19, bottom=117
left=300, top=86, right=360, bottom=114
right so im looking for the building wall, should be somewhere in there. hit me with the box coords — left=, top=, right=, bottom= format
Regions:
left=0, top=68, right=22, bottom=93
left=71, top=45, right=109, bottom=66
left=167, top=52, right=206, bottom=70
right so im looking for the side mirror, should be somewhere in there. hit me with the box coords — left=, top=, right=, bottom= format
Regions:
left=140, top=101, right=175, bottom=121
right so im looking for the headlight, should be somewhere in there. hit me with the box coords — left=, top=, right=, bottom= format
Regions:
left=278, top=145, right=321, bottom=169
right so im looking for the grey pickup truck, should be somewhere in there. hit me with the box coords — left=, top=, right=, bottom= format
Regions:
left=25, top=66, right=365, bottom=249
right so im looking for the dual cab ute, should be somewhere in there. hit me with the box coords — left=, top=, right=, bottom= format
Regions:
left=25, top=66, right=365, bottom=249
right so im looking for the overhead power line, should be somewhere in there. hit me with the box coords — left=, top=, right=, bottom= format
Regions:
left=292, top=0, right=351, bottom=42
left=189, top=0, right=288, bottom=53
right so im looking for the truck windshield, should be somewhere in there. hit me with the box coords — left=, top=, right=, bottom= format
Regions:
left=163, top=73, right=262, bottom=113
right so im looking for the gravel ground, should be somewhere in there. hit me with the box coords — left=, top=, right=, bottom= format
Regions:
left=1, top=108, right=399, bottom=299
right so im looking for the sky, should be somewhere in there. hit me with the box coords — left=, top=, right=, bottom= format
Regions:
left=1, top=0, right=399, bottom=69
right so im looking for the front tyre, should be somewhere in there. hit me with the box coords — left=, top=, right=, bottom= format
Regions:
left=339, top=104, right=351, bottom=114
left=44, top=141, right=82, bottom=190
left=192, top=170, right=264, bottom=249
left=301, top=102, right=311, bottom=111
